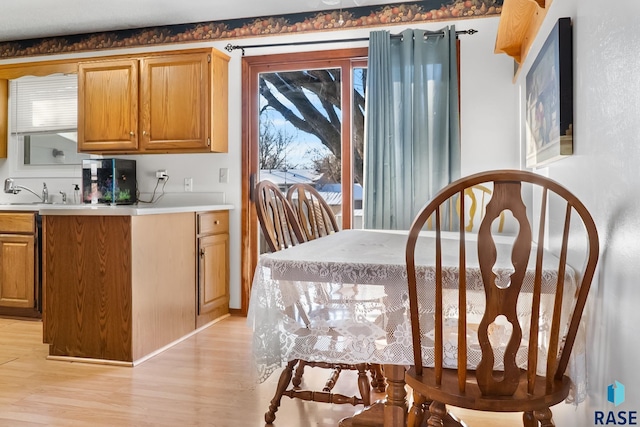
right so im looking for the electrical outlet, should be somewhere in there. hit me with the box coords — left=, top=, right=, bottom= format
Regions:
left=184, top=177, right=193, bottom=192
left=219, top=168, right=229, bottom=183
left=156, top=169, right=168, bottom=180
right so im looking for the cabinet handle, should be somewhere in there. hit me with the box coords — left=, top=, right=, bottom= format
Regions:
left=143, top=131, right=147, bottom=136
left=129, top=131, right=135, bottom=136
left=200, top=248, right=205, bottom=258
left=214, top=220, right=220, bottom=225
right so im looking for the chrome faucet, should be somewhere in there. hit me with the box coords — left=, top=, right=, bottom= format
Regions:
left=42, top=183, right=48, bottom=204
left=4, top=178, right=50, bottom=203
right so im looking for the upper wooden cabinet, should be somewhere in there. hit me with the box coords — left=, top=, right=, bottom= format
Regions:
left=78, top=59, right=139, bottom=152
left=495, top=0, right=553, bottom=74
left=78, top=48, right=229, bottom=154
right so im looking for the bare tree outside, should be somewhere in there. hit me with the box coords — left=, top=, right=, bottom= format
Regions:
left=352, top=68, right=366, bottom=185
left=307, top=148, right=340, bottom=183
left=259, top=68, right=366, bottom=184
left=258, top=110, right=298, bottom=170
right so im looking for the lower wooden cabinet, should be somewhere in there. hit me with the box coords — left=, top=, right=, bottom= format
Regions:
left=43, top=213, right=197, bottom=363
left=42, top=209, right=231, bottom=363
left=0, top=212, right=39, bottom=317
left=0, top=234, right=35, bottom=308
left=196, top=211, right=229, bottom=328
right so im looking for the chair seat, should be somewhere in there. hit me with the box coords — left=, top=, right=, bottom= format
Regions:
left=405, top=367, right=571, bottom=413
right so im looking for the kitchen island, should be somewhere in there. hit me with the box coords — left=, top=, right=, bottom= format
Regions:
left=34, top=198, right=232, bottom=365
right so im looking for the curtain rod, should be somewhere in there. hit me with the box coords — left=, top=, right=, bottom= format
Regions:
left=225, top=29, right=477, bottom=55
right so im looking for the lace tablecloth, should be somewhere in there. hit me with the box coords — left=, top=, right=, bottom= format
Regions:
left=247, top=229, right=587, bottom=404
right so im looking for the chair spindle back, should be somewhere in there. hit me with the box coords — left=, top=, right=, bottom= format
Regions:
left=286, top=183, right=340, bottom=241
left=405, top=170, right=599, bottom=400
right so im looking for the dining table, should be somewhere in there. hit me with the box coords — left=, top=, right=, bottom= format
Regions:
left=247, top=229, right=586, bottom=427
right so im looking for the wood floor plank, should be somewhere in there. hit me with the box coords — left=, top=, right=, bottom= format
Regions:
left=0, top=316, right=520, bottom=426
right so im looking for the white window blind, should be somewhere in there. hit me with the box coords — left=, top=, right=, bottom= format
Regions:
left=10, top=74, right=77, bottom=134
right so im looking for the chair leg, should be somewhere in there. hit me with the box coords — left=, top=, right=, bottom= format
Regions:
left=265, top=359, right=297, bottom=424
left=369, top=363, right=386, bottom=392
left=407, top=390, right=427, bottom=427
left=323, top=366, right=342, bottom=392
left=523, top=411, right=538, bottom=427
left=533, top=408, right=554, bottom=427
left=427, top=400, right=446, bottom=427
left=355, top=363, right=372, bottom=406
left=292, top=360, right=306, bottom=388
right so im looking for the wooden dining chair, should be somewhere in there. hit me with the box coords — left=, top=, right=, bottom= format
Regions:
left=286, top=182, right=385, bottom=390
left=254, top=180, right=381, bottom=424
left=255, top=180, right=306, bottom=252
left=404, top=169, right=599, bottom=427
left=459, top=184, right=506, bottom=233
left=286, top=183, right=340, bottom=240
left=430, top=184, right=506, bottom=233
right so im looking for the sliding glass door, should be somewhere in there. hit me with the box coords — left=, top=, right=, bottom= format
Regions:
left=241, top=48, right=367, bottom=311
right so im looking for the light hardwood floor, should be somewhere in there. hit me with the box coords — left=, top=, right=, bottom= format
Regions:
left=0, top=315, right=520, bottom=426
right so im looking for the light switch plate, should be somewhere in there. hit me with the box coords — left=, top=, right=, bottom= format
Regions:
left=184, top=177, right=193, bottom=192
left=219, top=168, right=229, bottom=183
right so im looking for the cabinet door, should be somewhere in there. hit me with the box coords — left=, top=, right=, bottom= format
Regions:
left=0, top=234, right=34, bottom=308
left=139, top=53, right=210, bottom=151
left=78, top=59, right=139, bottom=152
left=197, top=233, right=229, bottom=315
left=209, top=49, right=229, bottom=153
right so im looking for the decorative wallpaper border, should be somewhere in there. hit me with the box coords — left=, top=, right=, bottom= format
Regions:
left=0, top=0, right=502, bottom=59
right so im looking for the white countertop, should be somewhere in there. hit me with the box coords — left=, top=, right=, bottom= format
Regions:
left=0, top=193, right=233, bottom=216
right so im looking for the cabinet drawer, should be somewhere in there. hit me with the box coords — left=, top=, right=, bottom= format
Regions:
left=0, top=213, right=36, bottom=234
left=197, top=211, right=228, bottom=235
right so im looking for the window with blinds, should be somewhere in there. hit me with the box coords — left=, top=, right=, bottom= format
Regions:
left=9, top=73, right=89, bottom=166
left=11, top=74, right=77, bottom=134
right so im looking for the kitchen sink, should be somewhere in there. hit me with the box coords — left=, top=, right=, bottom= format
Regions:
left=0, top=202, right=61, bottom=206
left=0, top=202, right=40, bottom=205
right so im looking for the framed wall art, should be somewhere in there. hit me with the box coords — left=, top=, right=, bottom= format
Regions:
left=525, top=17, right=573, bottom=168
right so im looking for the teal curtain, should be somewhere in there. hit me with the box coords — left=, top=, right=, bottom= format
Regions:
left=363, top=27, right=461, bottom=230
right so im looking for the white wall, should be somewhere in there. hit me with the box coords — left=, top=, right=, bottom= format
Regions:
left=0, top=15, right=517, bottom=311
left=459, top=18, right=519, bottom=175
left=512, top=0, right=640, bottom=423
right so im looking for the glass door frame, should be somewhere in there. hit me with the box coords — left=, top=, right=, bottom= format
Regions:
left=240, top=48, right=368, bottom=314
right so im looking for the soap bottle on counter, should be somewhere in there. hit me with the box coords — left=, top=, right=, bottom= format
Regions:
left=73, top=184, right=81, bottom=204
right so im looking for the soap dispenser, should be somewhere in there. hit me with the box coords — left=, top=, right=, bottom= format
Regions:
left=73, top=184, right=80, bottom=204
